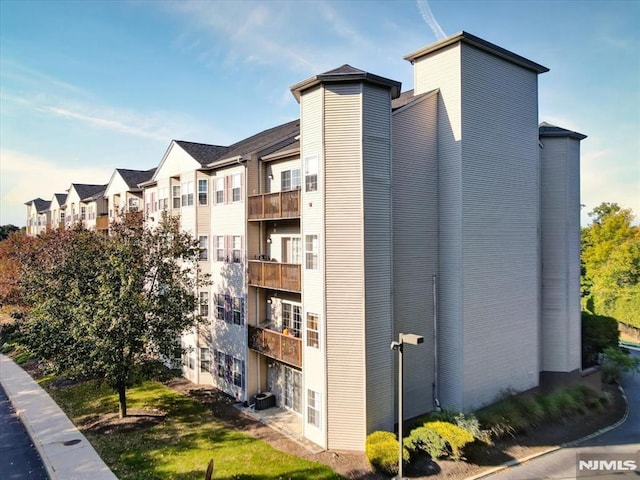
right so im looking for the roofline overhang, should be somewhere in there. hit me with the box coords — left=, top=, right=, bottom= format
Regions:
left=539, top=129, right=587, bottom=141
left=404, top=31, right=549, bottom=74
left=290, top=71, right=402, bottom=103
left=261, top=146, right=301, bottom=162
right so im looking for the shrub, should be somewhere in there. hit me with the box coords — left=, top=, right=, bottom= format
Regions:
left=601, top=346, right=640, bottom=383
left=365, top=431, right=408, bottom=476
left=423, top=421, right=474, bottom=460
left=582, top=312, right=619, bottom=368
left=405, top=426, right=447, bottom=459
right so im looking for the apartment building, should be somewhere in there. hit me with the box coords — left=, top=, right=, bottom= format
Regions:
left=24, top=198, right=51, bottom=236
left=26, top=31, right=585, bottom=453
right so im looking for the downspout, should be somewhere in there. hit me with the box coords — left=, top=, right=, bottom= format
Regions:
left=432, top=273, right=441, bottom=411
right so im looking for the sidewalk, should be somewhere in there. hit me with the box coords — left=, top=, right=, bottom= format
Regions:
left=0, top=354, right=117, bottom=480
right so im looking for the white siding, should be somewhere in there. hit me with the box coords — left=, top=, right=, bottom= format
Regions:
left=540, top=136, right=582, bottom=373
left=392, top=92, right=439, bottom=419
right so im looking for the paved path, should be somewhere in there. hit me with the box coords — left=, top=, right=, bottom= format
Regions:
left=478, top=348, right=640, bottom=479
left=0, top=382, right=49, bottom=479
left=0, top=354, right=117, bottom=480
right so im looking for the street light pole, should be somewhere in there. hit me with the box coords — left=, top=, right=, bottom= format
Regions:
left=391, top=333, right=424, bottom=480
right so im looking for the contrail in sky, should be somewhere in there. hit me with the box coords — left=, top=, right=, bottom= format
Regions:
left=416, top=0, right=446, bottom=40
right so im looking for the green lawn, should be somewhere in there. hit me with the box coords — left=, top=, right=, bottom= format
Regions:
left=40, top=378, right=342, bottom=480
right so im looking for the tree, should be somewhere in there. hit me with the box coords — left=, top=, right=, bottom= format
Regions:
left=582, top=203, right=640, bottom=329
left=21, top=213, right=207, bottom=417
left=0, top=225, right=20, bottom=241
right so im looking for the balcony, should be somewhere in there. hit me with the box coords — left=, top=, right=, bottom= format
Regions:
left=248, top=190, right=300, bottom=221
left=248, top=325, right=302, bottom=368
left=96, top=215, right=109, bottom=231
left=248, top=260, right=301, bottom=293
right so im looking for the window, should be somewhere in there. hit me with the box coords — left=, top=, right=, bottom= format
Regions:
left=307, top=390, right=321, bottom=428
left=233, top=357, right=243, bottom=387
left=232, top=173, right=241, bottom=202
left=281, top=169, right=301, bottom=191
left=284, top=368, right=302, bottom=413
left=232, top=235, right=242, bottom=263
left=198, top=236, right=208, bottom=261
left=81, top=206, right=86, bottom=221
left=215, top=178, right=224, bottom=204
left=200, top=348, right=210, bottom=373
left=215, top=351, right=225, bottom=378
left=172, top=185, right=181, bottom=209
left=305, top=155, right=318, bottom=192
left=60, top=212, right=65, bottom=223
left=198, top=179, right=208, bottom=206
left=233, top=297, right=243, bottom=325
left=216, top=236, right=225, bottom=262
left=282, top=303, right=302, bottom=337
left=158, top=187, right=169, bottom=210
left=305, top=235, right=318, bottom=270
left=181, top=180, right=194, bottom=206
left=215, top=294, right=225, bottom=321
left=199, top=291, right=209, bottom=317
left=282, top=237, right=302, bottom=264
left=128, top=197, right=139, bottom=212
left=307, top=313, right=319, bottom=348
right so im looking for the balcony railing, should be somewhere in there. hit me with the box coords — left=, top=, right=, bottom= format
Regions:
left=247, top=190, right=300, bottom=221
left=247, top=260, right=301, bottom=293
left=96, top=215, right=109, bottom=231
left=248, top=325, right=302, bottom=368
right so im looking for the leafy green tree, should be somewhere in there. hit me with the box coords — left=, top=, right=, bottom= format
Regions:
left=0, top=225, right=20, bottom=241
left=21, top=214, right=207, bottom=417
left=582, top=203, right=640, bottom=328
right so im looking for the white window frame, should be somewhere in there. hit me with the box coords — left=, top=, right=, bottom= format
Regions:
left=304, top=155, right=318, bottom=192
left=232, top=235, right=242, bottom=263
left=215, top=177, right=224, bottom=204
left=232, top=297, right=243, bottom=325
left=281, top=169, right=301, bottom=191
left=215, top=236, right=225, bottom=262
left=181, top=180, right=194, bottom=207
left=199, top=291, right=209, bottom=317
left=232, top=173, right=241, bottom=202
left=306, top=312, right=319, bottom=349
left=172, top=185, right=181, bottom=209
left=198, top=236, right=208, bottom=261
left=200, top=347, right=210, bottom=373
left=307, top=389, right=321, bottom=428
left=198, top=179, right=208, bottom=206
left=305, top=235, right=318, bottom=270
left=282, top=302, right=302, bottom=337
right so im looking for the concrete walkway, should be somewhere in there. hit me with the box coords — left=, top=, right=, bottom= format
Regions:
left=0, top=354, right=117, bottom=480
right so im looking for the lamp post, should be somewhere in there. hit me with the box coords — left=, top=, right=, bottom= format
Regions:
left=390, top=333, right=424, bottom=480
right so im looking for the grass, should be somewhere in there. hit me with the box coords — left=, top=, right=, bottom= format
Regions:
left=38, top=377, right=342, bottom=480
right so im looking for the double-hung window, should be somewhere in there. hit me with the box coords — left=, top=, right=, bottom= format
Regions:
left=281, top=169, right=301, bottom=191
left=282, top=303, right=302, bottom=337
left=233, top=297, right=243, bottom=325
left=198, top=236, right=208, bottom=261
left=232, top=235, right=242, bottom=262
left=232, top=174, right=241, bottom=202
left=172, top=185, right=181, bottom=209
left=128, top=197, right=139, bottom=212
left=198, top=179, right=208, bottom=206
left=307, top=390, right=321, bottom=428
left=215, top=178, right=224, bottom=204
left=215, top=294, right=225, bottom=321
left=216, top=236, right=225, bottom=262
left=181, top=181, right=194, bottom=206
left=233, top=358, right=243, bottom=387
left=200, top=348, right=210, bottom=373
left=81, top=206, right=86, bottom=221
left=305, top=235, right=318, bottom=270
left=305, top=155, right=318, bottom=192
left=307, top=313, right=319, bottom=348
left=199, top=291, right=209, bottom=317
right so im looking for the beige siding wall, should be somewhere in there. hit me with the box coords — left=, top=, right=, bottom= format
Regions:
left=540, top=136, right=581, bottom=373
left=392, top=92, right=439, bottom=419
left=300, top=85, right=326, bottom=448
left=324, top=83, right=366, bottom=451
left=265, top=157, right=302, bottom=193
left=362, top=85, right=394, bottom=434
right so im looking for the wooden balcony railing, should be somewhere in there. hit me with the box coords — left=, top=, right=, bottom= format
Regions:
left=247, top=260, right=301, bottom=293
left=96, top=215, right=109, bottom=230
left=248, top=325, right=302, bottom=368
left=247, top=190, right=300, bottom=221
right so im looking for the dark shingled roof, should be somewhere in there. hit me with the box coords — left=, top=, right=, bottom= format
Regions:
left=391, top=89, right=436, bottom=111
left=214, top=120, right=300, bottom=164
left=174, top=141, right=230, bottom=166
left=262, top=138, right=300, bottom=160
left=54, top=193, right=67, bottom=206
left=539, top=122, right=587, bottom=140
left=72, top=184, right=108, bottom=201
left=25, top=198, right=51, bottom=212
left=117, top=168, right=157, bottom=189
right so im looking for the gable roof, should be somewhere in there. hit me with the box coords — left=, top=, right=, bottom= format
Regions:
left=174, top=142, right=230, bottom=166
left=54, top=193, right=67, bottom=206
left=71, top=184, right=108, bottom=202
left=539, top=122, right=587, bottom=140
left=25, top=198, right=50, bottom=212
left=116, top=168, right=157, bottom=189
left=212, top=119, right=300, bottom=165
left=290, top=64, right=401, bottom=102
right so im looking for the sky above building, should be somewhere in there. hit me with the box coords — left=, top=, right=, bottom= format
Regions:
left=1, top=0, right=638, bottom=227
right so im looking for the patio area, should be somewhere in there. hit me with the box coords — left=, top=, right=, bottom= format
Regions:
left=236, top=403, right=323, bottom=453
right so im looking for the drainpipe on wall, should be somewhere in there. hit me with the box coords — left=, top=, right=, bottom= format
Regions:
left=432, top=273, right=441, bottom=411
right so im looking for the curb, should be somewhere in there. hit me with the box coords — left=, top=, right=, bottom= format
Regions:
left=463, top=385, right=630, bottom=480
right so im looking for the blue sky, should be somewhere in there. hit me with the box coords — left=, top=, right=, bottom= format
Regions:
left=1, top=0, right=638, bottom=227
